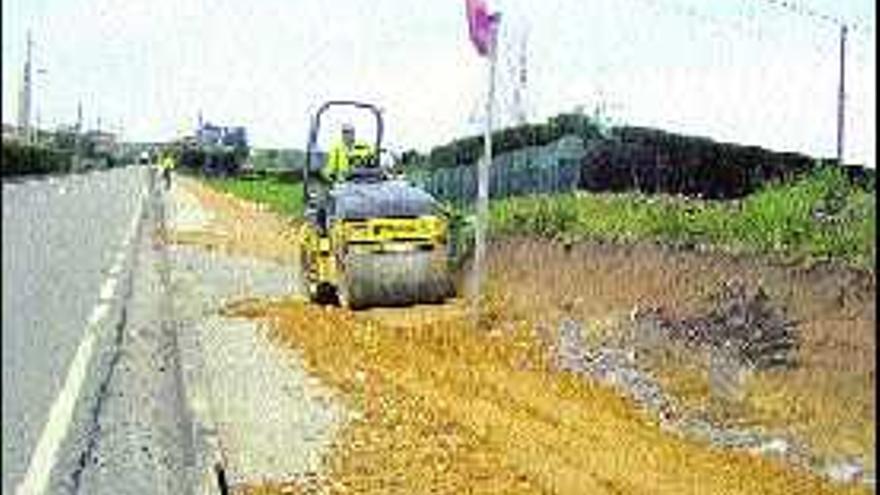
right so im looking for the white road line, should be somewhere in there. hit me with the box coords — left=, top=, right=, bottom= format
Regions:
left=87, top=302, right=111, bottom=328
left=107, top=260, right=123, bottom=277
left=99, top=277, right=118, bottom=301
left=110, top=187, right=144, bottom=274
left=130, top=194, right=144, bottom=239
left=122, top=217, right=138, bottom=249
left=16, top=304, right=106, bottom=495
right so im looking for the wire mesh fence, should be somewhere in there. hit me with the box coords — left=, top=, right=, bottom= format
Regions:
left=407, top=135, right=586, bottom=207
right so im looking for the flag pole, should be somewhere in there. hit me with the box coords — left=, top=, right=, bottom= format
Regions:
left=473, top=15, right=499, bottom=327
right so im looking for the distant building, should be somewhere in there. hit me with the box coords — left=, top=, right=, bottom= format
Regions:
left=2, top=123, right=20, bottom=142
left=84, top=130, right=117, bottom=155
left=196, top=120, right=247, bottom=148
left=197, top=123, right=223, bottom=145
left=192, top=119, right=249, bottom=175
left=55, top=123, right=78, bottom=134
left=221, top=126, right=247, bottom=147
left=84, top=130, right=115, bottom=143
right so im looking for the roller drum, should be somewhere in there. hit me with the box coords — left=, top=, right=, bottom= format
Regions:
left=340, top=251, right=454, bottom=309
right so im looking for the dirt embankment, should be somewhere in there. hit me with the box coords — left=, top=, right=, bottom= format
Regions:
left=489, top=237, right=874, bottom=474
left=167, top=177, right=301, bottom=266
left=181, top=179, right=873, bottom=494
left=228, top=295, right=869, bottom=494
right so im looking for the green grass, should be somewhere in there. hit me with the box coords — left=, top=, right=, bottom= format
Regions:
left=199, top=167, right=875, bottom=270
left=488, top=166, right=876, bottom=270
left=201, top=174, right=305, bottom=217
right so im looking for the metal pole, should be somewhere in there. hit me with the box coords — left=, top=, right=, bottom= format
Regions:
left=19, top=30, right=33, bottom=144
left=836, top=24, right=847, bottom=165
left=74, top=101, right=82, bottom=170
left=473, top=24, right=498, bottom=325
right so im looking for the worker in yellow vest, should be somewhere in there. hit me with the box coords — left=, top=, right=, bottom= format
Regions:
left=322, top=123, right=374, bottom=183
left=158, top=150, right=176, bottom=191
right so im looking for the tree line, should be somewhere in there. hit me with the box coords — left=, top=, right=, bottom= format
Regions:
left=2, top=128, right=120, bottom=178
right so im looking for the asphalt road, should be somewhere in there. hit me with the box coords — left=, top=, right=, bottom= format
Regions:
left=3, top=169, right=338, bottom=494
left=1, top=167, right=149, bottom=494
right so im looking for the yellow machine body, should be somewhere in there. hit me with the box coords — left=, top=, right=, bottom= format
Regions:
left=298, top=100, right=454, bottom=309
left=300, top=213, right=452, bottom=308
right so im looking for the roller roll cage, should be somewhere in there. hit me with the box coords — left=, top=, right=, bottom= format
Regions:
left=302, top=100, right=384, bottom=202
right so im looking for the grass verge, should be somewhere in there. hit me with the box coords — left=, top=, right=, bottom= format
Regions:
left=488, top=166, right=875, bottom=270
left=196, top=167, right=874, bottom=271
left=201, top=173, right=305, bottom=217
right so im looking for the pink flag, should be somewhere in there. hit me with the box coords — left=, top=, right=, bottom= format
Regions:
left=465, top=0, right=500, bottom=57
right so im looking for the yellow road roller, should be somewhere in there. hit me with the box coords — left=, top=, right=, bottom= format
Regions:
left=299, top=100, right=455, bottom=309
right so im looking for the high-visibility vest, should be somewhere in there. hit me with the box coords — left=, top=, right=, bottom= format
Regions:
left=159, top=155, right=176, bottom=170
left=322, top=140, right=373, bottom=182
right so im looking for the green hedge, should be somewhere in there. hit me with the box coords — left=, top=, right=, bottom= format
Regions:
left=579, top=127, right=820, bottom=199
left=201, top=174, right=304, bottom=217
left=2, top=141, right=73, bottom=178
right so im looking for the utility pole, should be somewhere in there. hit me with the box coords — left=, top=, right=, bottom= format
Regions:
left=512, top=25, right=529, bottom=126
left=74, top=101, right=83, bottom=170
left=473, top=14, right=500, bottom=325
left=17, top=30, right=33, bottom=143
left=836, top=23, right=847, bottom=166
left=77, top=101, right=83, bottom=132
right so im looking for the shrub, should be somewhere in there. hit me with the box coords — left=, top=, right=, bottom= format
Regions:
left=2, top=141, right=73, bottom=177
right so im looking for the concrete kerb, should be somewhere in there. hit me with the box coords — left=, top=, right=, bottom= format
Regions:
left=163, top=177, right=348, bottom=492
left=161, top=179, right=229, bottom=495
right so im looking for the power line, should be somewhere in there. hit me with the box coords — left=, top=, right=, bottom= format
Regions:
left=625, top=0, right=872, bottom=60
left=631, top=0, right=769, bottom=42
left=628, top=0, right=809, bottom=52
left=599, top=0, right=866, bottom=162
left=749, top=0, right=874, bottom=35
left=754, top=0, right=842, bottom=26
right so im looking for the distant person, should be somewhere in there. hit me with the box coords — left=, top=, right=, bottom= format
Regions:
left=159, top=151, right=176, bottom=191
left=321, top=123, right=374, bottom=184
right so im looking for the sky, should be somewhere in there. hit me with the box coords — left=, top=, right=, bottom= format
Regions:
left=2, top=0, right=876, bottom=166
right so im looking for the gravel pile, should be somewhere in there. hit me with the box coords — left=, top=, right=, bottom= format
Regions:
left=556, top=319, right=675, bottom=423
left=552, top=317, right=873, bottom=489
left=633, top=279, right=798, bottom=370
left=554, top=319, right=807, bottom=471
